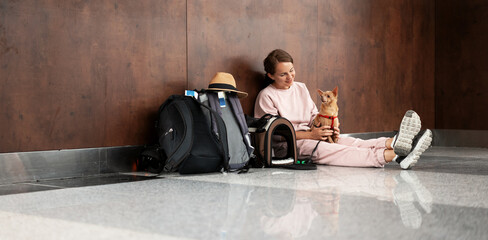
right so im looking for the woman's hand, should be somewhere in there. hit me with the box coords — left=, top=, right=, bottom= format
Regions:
left=333, top=126, right=340, bottom=140
left=295, top=125, right=340, bottom=141
left=310, top=126, right=335, bottom=141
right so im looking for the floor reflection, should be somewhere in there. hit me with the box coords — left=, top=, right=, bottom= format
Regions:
left=221, top=173, right=339, bottom=239
left=240, top=167, right=435, bottom=237
left=258, top=189, right=340, bottom=238
left=393, top=171, right=433, bottom=229
left=0, top=153, right=29, bottom=183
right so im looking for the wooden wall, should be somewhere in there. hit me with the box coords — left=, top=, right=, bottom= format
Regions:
left=1, top=0, right=438, bottom=153
left=188, top=0, right=436, bottom=133
left=1, top=0, right=187, bottom=152
left=436, top=0, right=488, bottom=130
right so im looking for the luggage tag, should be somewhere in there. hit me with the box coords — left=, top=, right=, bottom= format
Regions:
left=185, top=90, right=199, bottom=99
left=218, top=91, right=226, bottom=108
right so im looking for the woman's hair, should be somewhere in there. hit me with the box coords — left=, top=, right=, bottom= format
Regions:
left=263, top=49, right=294, bottom=83
left=264, top=49, right=294, bottom=75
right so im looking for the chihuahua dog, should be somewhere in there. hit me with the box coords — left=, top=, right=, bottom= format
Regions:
left=312, top=86, right=339, bottom=143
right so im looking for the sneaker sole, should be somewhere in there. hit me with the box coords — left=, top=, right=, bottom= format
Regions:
left=400, top=129, right=433, bottom=170
left=394, top=110, right=422, bottom=156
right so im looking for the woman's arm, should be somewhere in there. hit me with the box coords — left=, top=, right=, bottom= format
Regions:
left=254, top=91, right=279, bottom=118
left=296, top=130, right=314, bottom=140
left=296, top=126, right=336, bottom=141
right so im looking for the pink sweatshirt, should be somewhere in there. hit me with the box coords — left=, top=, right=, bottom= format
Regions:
left=254, top=82, right=318, bottom=131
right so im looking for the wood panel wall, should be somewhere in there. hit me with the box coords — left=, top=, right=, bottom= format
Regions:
left=1, top=0, right=437, bottom=153
left=187, top=0, right=320, bottom=115
left=436, top=0, right=488, bottom=130
left=188, top=0, right=435, bottom=133
left=1, top=0, right=186, bottom=152
left=317, top=0, right=435, bottom=132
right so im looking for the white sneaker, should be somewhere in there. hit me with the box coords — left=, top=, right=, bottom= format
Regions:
left=393, top=110, right=422, bottom=156
left=396, top=129, right=433, bottom=170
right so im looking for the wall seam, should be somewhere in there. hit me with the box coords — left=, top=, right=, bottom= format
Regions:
left=316, top=0, right=319, bottom=99
left=434, top=0, right=437, bottom=129
left=186, top=0, right=189, bottom=89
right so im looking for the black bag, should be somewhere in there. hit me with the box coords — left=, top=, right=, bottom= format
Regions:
left=138, top=145, right=166, bottom=173
left=153, top=95, right=229, bottom=174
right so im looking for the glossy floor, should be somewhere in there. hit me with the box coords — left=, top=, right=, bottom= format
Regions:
left=0, top=146, right=487, bottom=239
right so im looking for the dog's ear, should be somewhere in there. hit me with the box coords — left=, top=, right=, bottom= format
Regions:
left=332, top=86, right=338, bottom=97
left=317, top=89, right=324, bottom=95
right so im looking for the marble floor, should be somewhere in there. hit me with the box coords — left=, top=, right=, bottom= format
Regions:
left=0, top=146, right=487, bottom=239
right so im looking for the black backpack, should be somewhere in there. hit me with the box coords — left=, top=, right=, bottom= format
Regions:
left=141, top=95, right=230, bottom=174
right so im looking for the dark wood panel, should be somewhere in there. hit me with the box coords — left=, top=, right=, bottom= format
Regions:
left=318, top=0, right=435, bottom=133
left=436, top=0, right=488, bottom=130
left=0, top=0, right=186, bottom=152
left=412, top=0, right=436, bottom=130
left=187, top=0, right=318, bottom=115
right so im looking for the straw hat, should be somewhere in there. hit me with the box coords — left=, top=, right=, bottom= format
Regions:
left=206, top=72, right=248, bottom=98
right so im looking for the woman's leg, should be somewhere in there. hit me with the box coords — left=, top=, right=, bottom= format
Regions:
left=337, top=136, right=390, bottom=149
left=384, top=150, right=396, bottom=162
left=337, top=136, right=396, bottom=162
left=297, top=139, right=388, bottom=168
left=385, top=138, right=394, bottom=150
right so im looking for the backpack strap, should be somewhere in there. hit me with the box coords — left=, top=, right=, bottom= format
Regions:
left=226, top=93, right=255, bottom=157
left=206, top=92, right=222, bottom=135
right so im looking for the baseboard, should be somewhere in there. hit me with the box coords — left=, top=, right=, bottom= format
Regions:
left=431, top=129, right=488, bottom=148
left=0, top=146, right=144, bottom=185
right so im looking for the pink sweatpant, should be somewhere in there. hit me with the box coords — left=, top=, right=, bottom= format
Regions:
left=297, top=136, right=389, bottom=167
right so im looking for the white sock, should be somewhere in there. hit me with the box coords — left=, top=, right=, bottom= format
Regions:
left=390, top=134, right=398, bottom=149
left=392, top=155, right=399, bottom=163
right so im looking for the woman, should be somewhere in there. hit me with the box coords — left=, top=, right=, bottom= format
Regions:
left=254, top=49, right=432, bottom=169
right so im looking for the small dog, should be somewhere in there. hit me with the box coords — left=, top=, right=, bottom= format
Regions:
left=312, top=86, right=340, bottom=143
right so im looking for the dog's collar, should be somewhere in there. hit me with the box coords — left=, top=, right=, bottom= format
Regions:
left=318, top=114, right=337, bottom=120
left=314, top=114, right=337, bottom=128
